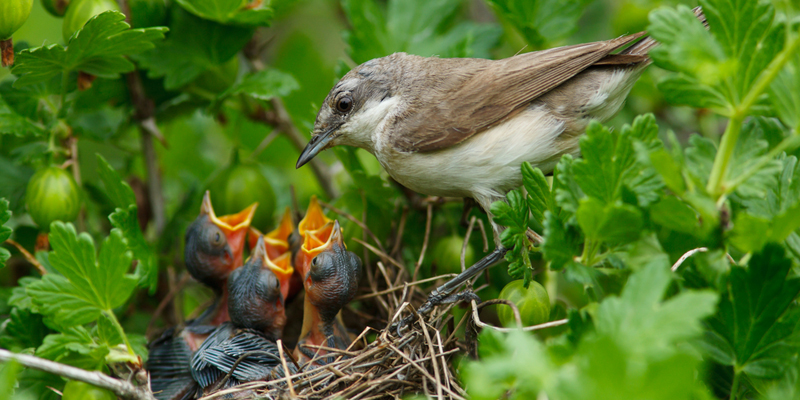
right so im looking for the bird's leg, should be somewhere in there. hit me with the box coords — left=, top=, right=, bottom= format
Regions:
left=417, top=246, right=510, bottom=315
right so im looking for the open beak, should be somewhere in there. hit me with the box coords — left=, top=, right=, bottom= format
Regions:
left=296, top=127, right=336, bottom=169
left=298, top=196, right=331, bottom=235
left=251, top=236, right=294, bottom=301
left=263, top=207, right=294, bottom=258
left=202, top=191, right=258, bottom=268
left=297, top=220, right=345, bottom=276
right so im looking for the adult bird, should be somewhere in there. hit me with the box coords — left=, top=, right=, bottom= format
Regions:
left=295, top=9, right=706, bottom=310
left=147, top=192, right=257, bottom=400
left=294, top=220, right=362, bottom=365
left=191, top=236, right=294, bottom=395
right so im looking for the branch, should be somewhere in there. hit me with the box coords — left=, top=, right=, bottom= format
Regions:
left=0, top=349, right=156, bottom=400
left=118, top=0, right=167, bottom=235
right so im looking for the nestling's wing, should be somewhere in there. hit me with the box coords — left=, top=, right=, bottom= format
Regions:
left=190, top=325, right=289, bottom=391
left=392, top=32, right=647, bottom=153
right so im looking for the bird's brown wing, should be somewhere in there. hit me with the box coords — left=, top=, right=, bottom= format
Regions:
left=391, top=32, right=647, bottom=153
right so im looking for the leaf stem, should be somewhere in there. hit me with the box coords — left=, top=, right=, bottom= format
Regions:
left=725, top=132, right=800, bottom=194
left=103, top=310, right=135, bottom=356
left=729, top=369, right=740, bottom=400
left=706, top=115, right=743, bottom=197
left=736, top=34, right=800, bottom=117
left=706, top=33, right=800, bottom=199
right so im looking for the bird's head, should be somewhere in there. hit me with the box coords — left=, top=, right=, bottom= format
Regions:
left=296, top=56, right=397, bottom=168
left=228, top=236, right=287, bottom=338
left=303, top=220, right=362, bottom=324
left=185, top=191, right=257, bottom=290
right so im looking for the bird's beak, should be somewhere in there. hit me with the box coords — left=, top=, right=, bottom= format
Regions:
left=296, top=127, right=336, bottom=169
left=296, top=220, right=345, bottom=277
left=266, top=253, right=294, bottom=301
left=298, top=196, right=331, bottom=236
left=263, top=207, right=294, bottom=258
left=202, top=191, right=258, bottom=268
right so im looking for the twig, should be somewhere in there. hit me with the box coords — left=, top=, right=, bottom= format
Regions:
left=671, top=247, right=708, bottom=272
left=470, top=300, right=568, bottom=333
left=413, top=203, right=434, bottom=282
left=4, top=239, right=46, bottom=275
left=319, top=200, right=386, bottom=255
left=0, top=349, right=156, bottom=400
left=277, top=339, right=298, bottom=397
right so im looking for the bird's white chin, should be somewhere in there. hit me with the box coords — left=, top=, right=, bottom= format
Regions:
left=336, top=96, right=401, bottom=154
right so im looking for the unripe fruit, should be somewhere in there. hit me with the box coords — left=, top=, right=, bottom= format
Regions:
left=42, top=0, right=71, bottom=18
left=431, top=235, right=475, bottom=274
left=25, top=167, right=81, bottom=230
left=497, top=280, right=550, bottom=328
left=62, top=380, right=116, bottom=400
left=0, top=0, right=33, bottom=40
left=209, top=163, right=276, bottom=230
left=62, top=0, right=119, bottom=42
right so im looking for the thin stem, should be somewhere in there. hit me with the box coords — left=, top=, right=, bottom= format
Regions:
left=706, top=115, right=743, bottom=197
left=729, top=369, right=740, bottom=400
left=736, top=34, right=800, bottom=116
left=725, top=132, right=800, bottom=194
left=103, top=310, right=135, bottom=356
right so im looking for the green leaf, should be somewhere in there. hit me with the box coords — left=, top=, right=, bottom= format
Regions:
left=542, top=210, right=581, bottom=270
left=0, top=308, right=48, bottom=352
left=341, top=0, right=502, bottom=64
left=95, top=154, right=135, bottom=208
left=521, top=162, right=551, bottom=225
left=12, top=11, right=167, bottom=87
left=552, top=154, right=582, bottom=218
left=769, top=52, right=800, bottom=132
left=576, top=198, right=644, bottom=246
left=135, top=7, right=251, bottom=89
left=95, top=154, right=157, bottom=292
left=109, top=206, right=158, bottom=292
left=649, top=196, right=701, bottom=236
left=0, top=199, right=11, bottom=268
left=26, top=222, right=137, bottom=328
left=175, top=0, right=273, bottom=26
left=595, top=260, right=718, bottom=358
left=648, top=1, right=784, bottom=113
left=0, top=100, right=46, bottom=137
left=703, top=244, right=800, bottom=378
left=484, top=0, right=590, bottom=48
left=573, top=115, right=662, bottom=206
left=218, top=68, right=299, bottom=102
left=36, top=327, right=108, bottom=370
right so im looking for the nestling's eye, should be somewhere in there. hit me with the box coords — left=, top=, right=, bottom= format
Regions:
left=336, top=96, right=353, bottom=113
left=211, top=230, right=224, bottom=246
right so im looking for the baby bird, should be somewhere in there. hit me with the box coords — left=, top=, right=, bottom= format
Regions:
left=191, top=236, right=294, bottom=394
left=294, top=221, right=362, bottom=365
left=148, top=192, right=256, bottom=400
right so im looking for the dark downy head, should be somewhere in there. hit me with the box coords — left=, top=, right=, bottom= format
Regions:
left=184, top=191, right=257, bottom=291
left=227, top=236, right=287, bottom=340
left=303, top=220, right=362, bottom=324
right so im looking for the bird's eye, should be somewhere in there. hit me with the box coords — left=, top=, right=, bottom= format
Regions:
left=211, top=230, right=223, bottom=246
left=336, top=96, right=353, bottom=113
left=311, top=257, right=319, bottom=267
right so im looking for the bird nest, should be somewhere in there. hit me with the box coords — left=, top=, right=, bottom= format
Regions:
left=195, top=203, right=494, bottom=400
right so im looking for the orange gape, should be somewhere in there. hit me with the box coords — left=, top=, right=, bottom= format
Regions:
left=247, top=207, right=295, bottom=259
left=246, top=207, right=297, bottom=302
left=294, top=196, right=334, bottom=277
left=201, top=191, right=258, bottom=270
